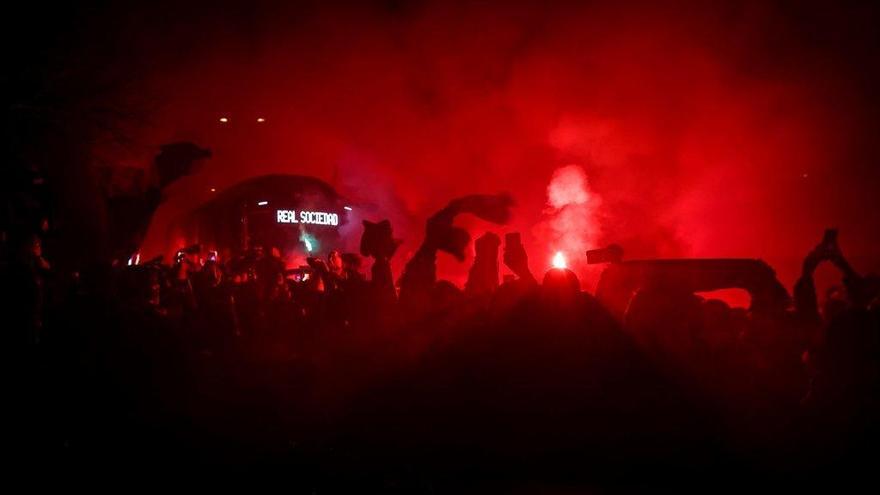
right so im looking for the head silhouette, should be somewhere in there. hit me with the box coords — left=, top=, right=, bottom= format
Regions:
left=541, top=267, right=581, bottom=305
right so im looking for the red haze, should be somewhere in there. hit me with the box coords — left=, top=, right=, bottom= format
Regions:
left=86, top=0, right=879, bottom=291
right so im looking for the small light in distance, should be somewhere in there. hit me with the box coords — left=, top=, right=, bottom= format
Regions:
left=257, top=200, right=268, bottom=206
left=219, top=117, right=229, bottom=123
left=256, top=117, right=266, bottom=123
left=210, top=188, right=217, bottom=192
left=343, top=206, right=353, bottom=211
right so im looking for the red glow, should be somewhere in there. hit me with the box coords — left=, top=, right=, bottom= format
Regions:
left=533, top=164, right=600, bottom=283
left=552, top=251, right=567, bottom=270
left=125, top=2, right=878, bottom=289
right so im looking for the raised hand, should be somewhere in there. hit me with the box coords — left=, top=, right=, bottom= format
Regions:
left=503, top=232, right=534, bottom=282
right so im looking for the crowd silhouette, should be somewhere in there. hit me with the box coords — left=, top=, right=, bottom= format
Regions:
left=4, top=187, right=880, bottom=488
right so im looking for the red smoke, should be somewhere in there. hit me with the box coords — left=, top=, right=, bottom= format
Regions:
left=537, top=165, right=602, bottom=286
left=93, top=0, right=879, bottom=291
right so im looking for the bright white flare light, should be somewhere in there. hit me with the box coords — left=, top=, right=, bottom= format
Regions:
left=343, top=206, right=353, bottom=211
left=257, top=200, right=268, bottom=206
left=552, top=251, right=567, bottom=270
left=304, top=238, right=313, bottom=252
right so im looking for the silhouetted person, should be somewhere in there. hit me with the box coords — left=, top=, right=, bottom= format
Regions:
left=490, top=232, right=538, bottom=317
left=502, top=232, right=536, bottom=285
left=399, top=207, right=454, bottom=314
left=399, top=193, right=513, bottom=315
left=465, top=232, right=500, bottom=298
left=255, top=246, right=285, bottom=289
left=360, top=219, right=400, bottom=306
left=541, top=267, right=581, bottom=304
